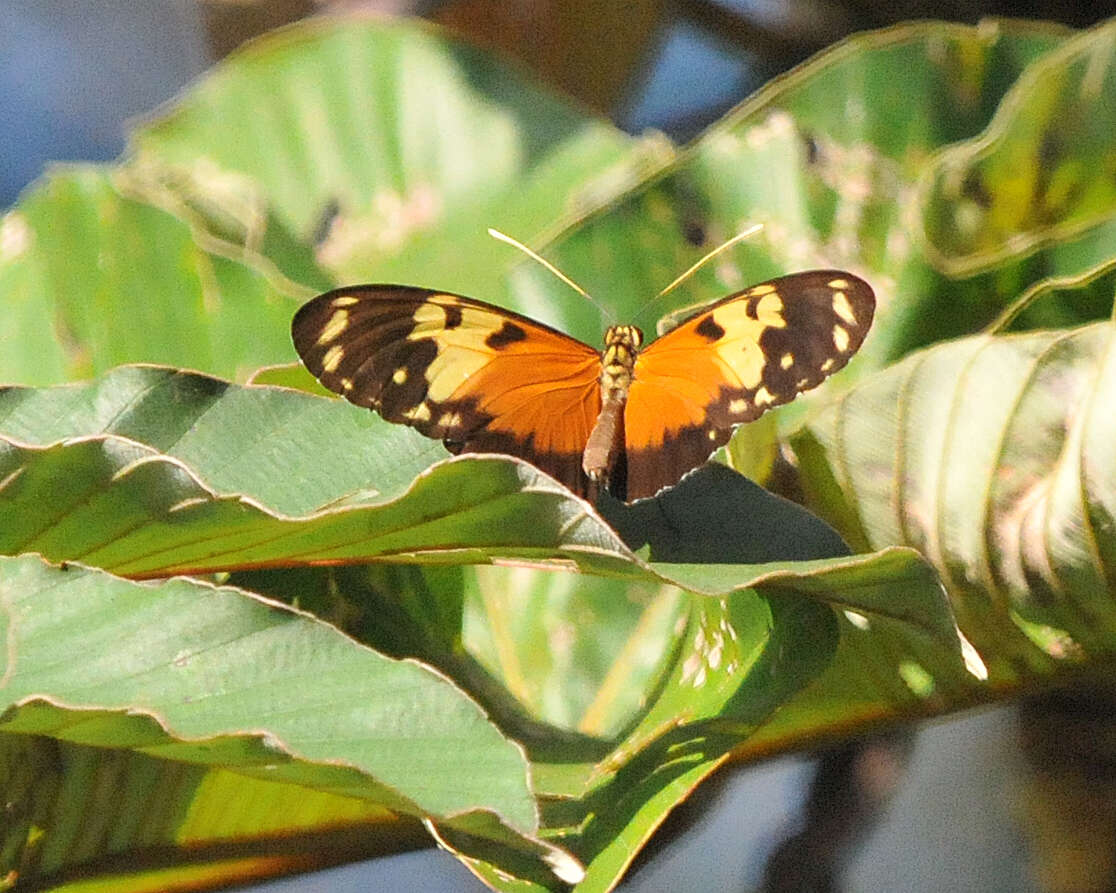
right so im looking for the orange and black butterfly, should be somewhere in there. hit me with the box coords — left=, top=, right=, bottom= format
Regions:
left=291, top=271, right=874, bottom=502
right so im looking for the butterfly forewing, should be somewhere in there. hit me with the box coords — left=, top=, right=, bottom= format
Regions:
left=622, top=270, right=875, bottom=500
left=291, top=286, right=603, bottom=495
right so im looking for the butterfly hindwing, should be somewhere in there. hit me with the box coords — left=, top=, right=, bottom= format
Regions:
left=622, top=270, right=875, bottom=500
left=291, top=286, right=603, bottom=495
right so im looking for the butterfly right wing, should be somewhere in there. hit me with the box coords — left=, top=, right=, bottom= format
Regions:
left=292, top=286, right=604, bottom=496
left=622, top=270, right=875, bottom=501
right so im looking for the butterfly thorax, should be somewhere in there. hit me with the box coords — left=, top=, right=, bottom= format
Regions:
left=583, top=324, right=644, bottom=488
left=599, top=324, right=643, bottom=393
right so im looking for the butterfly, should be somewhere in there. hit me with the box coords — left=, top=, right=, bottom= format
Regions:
left=291, top=271, right=874, bottom=503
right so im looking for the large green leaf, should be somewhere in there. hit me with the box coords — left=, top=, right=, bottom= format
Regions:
left=128, top=17, right=653, bottom=294
left=0, top=367, right=950, bottom=605
left=0, top=741, right=431, bottom=893
left=0, top=557, right=532, bottom=821
left=797, top=313, right=1116, bottom=681
left=0, top=366, right=862, bottom=581
left=0, top=168, right=308, bottom=386
left=0, top=548, right=952, bottom=890
left=0, top=365, right=441, bottom=513
left=0, top=555, right=564, bottom=885
left=919, top=20, right=1116, bottom=275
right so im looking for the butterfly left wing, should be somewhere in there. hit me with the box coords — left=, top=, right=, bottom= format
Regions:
left=622, top=270, right=875, bottom=501
left=292, top=286, right=604, bottom=496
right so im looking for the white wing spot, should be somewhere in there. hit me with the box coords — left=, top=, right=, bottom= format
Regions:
left=707, top=428, right=718, bottom=440
left=393, top=367, right=408, bottom=385
left=780, top=352, right=794, bottom=370
left=321, top=344, right=344, bottom=373
left=331, top=296, right=360, bottom=307
left=748, top=283, right=777, bottom=297
left=827, top=278, right=850, bottom=289
left=820, top=358, right=836, bottom=372
left=438, top=411, right=463, bottom=429
left=833, top=324, right=850, bottom=353
left=728, top=398, right=748, bottom=414
left=317, top=309, right=349, bottom=345
left=755, top=386, right=774, bottom=406
left=340, top=378, right=354, bottom=391
left=832, top=291, right=857, bottom=325
left=403, top=402, right=432, bottom=422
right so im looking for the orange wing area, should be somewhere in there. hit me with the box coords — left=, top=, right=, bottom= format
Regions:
left=623, top=270, right=875, bottom=501
left=292, top=286, right=603, bottom=496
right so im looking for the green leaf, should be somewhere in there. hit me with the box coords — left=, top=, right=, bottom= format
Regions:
left=0, top=516, right=951, bottom=890
left=0, top=367, right=860, bottom=583
left=0, top=556, right=559, bottom=870
left=0, top=168, right=304, bottom=386
left=0, top=369, right=953, bottom=616
left=128, top=17, right=652, bottom=294
left=0, top=741, right=432, bottom=892
left=599, top=465, right=850, bottom=562
left=0, top=435, right=628, bottom=578
left=0, top=365, right=443, bottom=514
left=0, top=364, right=958, bottom=890
left=797, top=317, right=1116, bottom=680
left=920, top=19, right=1116, bottom=276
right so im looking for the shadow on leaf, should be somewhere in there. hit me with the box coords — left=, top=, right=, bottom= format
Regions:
left=598, top=463, right=849, bottom=563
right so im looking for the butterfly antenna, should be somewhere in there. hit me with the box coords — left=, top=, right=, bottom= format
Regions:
left=488, top=228, right=615, bottom=322
left=656, top=223, right=764, bottom=300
